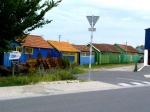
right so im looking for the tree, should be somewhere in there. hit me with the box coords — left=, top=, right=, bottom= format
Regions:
left=0, top=0, right=61, bottom=52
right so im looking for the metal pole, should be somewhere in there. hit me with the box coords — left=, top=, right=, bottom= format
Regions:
left=59, top=35, right=61, bottom=41
left=88, top=15, right=93, bottom=80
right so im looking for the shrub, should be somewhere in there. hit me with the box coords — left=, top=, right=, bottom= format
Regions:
left=54, top=69, right=77, bottom=80
left=61, top=57, right=71, bottom=69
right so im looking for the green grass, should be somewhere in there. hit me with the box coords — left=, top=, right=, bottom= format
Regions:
left=0, top=63, right=136, bottom=87
left=0, top=66, right=85, bottom=87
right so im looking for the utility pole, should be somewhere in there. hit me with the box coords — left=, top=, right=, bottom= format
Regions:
left=86, top=15, right=99, bottom=80
left=59, top=35, right=61, bottom=41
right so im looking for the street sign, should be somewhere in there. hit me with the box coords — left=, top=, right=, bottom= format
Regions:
left=86, top=16, right=92, bottom=27
left=9, top=51, right=21, bottom=60
left=93, top=16, right=99, bottom=27
left=86, top=16, right=100, bottom=27
left=88, top=28, right=96, bottom=31
left=86, top=15, right=99, bottom=81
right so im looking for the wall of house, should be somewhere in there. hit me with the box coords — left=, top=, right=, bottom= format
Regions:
left=144, top=29, right=150, bottom=65
left=100, top=52, right=109, bottom=64
left=62, top=52, right=78, bottom=63
left=109, top=53, right=121, bottom=64
left=3, top=42, right=20, bottom=66
left=3, top=47, right=55, bottom=66
left=79, top=52, right=95, bottom=65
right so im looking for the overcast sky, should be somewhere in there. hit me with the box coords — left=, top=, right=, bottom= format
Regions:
left=31, top=0, right=150, bottom=47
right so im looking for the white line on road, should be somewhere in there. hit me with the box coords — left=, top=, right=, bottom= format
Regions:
left=142, top=81, right=150, bottom=84
left=131, top=82, right=144, bottom=86
left=118, top=83, right=132, bottom=87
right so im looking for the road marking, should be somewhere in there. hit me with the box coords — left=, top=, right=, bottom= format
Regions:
left=144, top=75, right=150, bottom=78
left=142, top=81, right=150, bottom=84
left=118, top=78, right=145, bottom=82
left=118, top=83, right=132, bottom=87
left=131, top=82, right=144, bottom=86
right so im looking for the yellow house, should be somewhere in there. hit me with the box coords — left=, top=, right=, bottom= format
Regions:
left=47, top=40, right=79, bottom=63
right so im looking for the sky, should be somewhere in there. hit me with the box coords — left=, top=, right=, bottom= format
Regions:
left=31, top=0, right=150, bottom=47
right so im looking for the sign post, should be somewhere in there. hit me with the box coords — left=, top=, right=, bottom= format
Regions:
left=9, top=51, right=21, bottom=76
left=86, top=15, right=99, bottom=80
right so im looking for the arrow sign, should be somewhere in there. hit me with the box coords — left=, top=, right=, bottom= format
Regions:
left=86, top=15, right=100, bottom=27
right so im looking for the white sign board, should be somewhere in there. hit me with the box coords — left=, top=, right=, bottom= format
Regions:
left=9, top=51, right=21, bottom=60
left=88, top=28, right=96, bottom=31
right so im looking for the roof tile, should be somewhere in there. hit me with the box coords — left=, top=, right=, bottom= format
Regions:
left=22, top=35, right=53, bottom=49
left=116, top=44, right=138, bottom=53
left=73, top=45, right=90, bottom=52
left=103, top=44, right=121, bottom=53
left=47, top=40, right=79, bottom=52
left=92, top=43, right=111, bottom=52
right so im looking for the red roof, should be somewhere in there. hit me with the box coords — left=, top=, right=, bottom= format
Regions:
left=116, top=44, right=138, bottom=53
left=22, top=35, right=53, bottom=49
left=103, top=44, right=121, bottom=53
left=73, top=45, right=90, bottom=52
left=92, top=43, right=111, bottom=52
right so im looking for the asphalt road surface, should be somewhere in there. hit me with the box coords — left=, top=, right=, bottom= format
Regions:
left=78, top=65, right=150, bottom=88
left=1, top=86, right=150, bottom=112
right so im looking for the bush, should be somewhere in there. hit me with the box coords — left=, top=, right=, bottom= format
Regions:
left=53, top=69, right=77, bottom=80
left=61, top=57, right=71, bottom=69
left=0, top=65, right=85, bottom=87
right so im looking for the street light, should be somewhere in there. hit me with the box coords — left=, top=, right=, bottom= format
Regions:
left=86, top=15, right=99, bottom=80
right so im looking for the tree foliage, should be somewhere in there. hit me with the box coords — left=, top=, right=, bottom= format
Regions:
left=0, top=0, right=61, bottom=52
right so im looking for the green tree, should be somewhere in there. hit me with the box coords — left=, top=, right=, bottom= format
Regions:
left=0, top=0, right=61, bottom=52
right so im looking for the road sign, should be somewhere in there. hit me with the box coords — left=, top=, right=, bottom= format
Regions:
left=86, top=16, right=100, bottom=27
left=93, top=16, right=99, bottom=27
left=86, top=15, right=99, bottom=81
left=9, top=51, right=21, bottom=60
left=88, top=28, right=96, bottom=31
left=86, top=16, right=92, bottom=27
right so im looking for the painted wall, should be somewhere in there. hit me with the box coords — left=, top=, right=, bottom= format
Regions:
left=145, top=28, right=150, bottom=49
left=114, top=44, right=140, bottom=63
left=80, top=55, right=94, bottom=65
left=3, top=47, right=55, bottom=66
left=62, top=52, right=78, bottom=63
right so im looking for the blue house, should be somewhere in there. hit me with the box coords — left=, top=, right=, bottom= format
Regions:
left=4, top=35, right=54, bottom=66
left=73, top=45, right=95, bottom=65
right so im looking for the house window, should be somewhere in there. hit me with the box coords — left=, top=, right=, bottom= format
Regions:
left=62, top=52, right=69, bottom=56
left=92, top=52, right=95, bottom=56
left=25, top=47, right=33, bottom=54
left=86, top=52, right=90, bottom=56
left=16, top=47, right=22, bottom=53
left=70, top=52, right=75, bottom=55
left=81, top=52, right=86, bottom=56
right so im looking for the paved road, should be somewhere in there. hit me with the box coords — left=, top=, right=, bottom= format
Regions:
left=1, top=86, right=150, bottom=112
left=78, top=65, right=150, bottom=88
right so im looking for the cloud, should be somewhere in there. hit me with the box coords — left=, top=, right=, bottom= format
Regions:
left=31, top=0, right=147, bottom=47
left=92, top=0, right=150, bottom=11
left=121, top=17, right=132, bottom=21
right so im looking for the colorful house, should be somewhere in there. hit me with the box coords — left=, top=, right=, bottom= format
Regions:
left=114, top=44, right=140, bottom=63
left=73, top=45, right=95, bottom=65
left=88, top=43, right=121, bottom=65
left=144, top=28, right=150, bottom=66
left=4, top=35, right=54, bottom=66
left=47, top=40, right=79, bottom=63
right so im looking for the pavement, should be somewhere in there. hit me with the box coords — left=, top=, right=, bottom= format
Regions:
left=0, top=63, right=145, bottom=100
